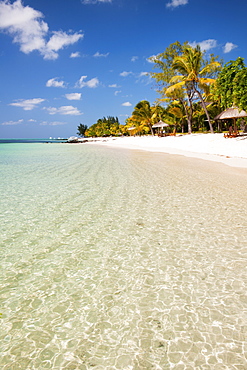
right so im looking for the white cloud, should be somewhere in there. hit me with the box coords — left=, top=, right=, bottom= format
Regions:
left=75, top=76, right=99, bottom=88
left=223, top=42, right=237, bottom=53
left=189, top=39, right=217, bottom=51
left=44, top=105, right=82, bottom=115
left=93, top=51, right=109, bottom=57
left=65, top=93, right=82, bottom=100
left=114, top=90, right=121, bottom=96
left=136, top=72, right=150, bottom=84
left=122, top=102, right=132, bottom=107
left=45, top=31, right=83, bottom=60
left=139, top=72, right=148, bottom=77
left=120, top=71, right=133, bottom=77
left=10, top=98, right=45, bottom=110
left=2, top=119, right=23, bottom=125
left=70, top=51, right=80, bottom=58
left=109, top=84, right=118, bottom=88
left=28, top=119, right=36, bottom=122
left=49, top=121, right=67, bottom=126
left=0, top=0, right=83, bottom=59
left=166, top=0, right=188, bottom=8
left=86, top=78, right=99, bottom=88
left=46, top=77, right=66, bottom=88
left=81, top=0, right=112, bottom=4
left=40, top=121, right=67, bottom=126
left=131, top=56, right=138, bottom=62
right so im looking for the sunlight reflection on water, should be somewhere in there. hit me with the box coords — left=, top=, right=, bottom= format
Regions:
left=1, top=143, right=247, bottom=369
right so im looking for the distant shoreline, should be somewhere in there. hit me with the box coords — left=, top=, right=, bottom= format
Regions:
left=81, top=133, right=247, bottom=169
left=0, top=138, right=67, bottom=144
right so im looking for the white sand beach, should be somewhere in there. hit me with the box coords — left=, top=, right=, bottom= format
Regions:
left=82, top=133, right=247, bottom=168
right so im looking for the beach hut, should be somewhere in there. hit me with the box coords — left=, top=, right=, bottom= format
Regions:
left=152, top=120, right=169, bottom=136
left=127, top=126, right=136, bottom=136
left=215, top=107, right=247, bottom=134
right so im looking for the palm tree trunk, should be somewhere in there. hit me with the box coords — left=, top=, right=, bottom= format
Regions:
left=148, top=122, right=154, bottom=136
left=186, top=99, right=193, bottom=134
left=180, top=98, right=192, bottom=134
left=196, top=89, right=214, bottom=133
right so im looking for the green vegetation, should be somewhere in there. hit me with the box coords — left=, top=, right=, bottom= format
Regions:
left=77, top=123, right=88, bottom=137
left=151, top=41, right=222, bottom=133
left=212, top=57, right=247, bottom=110
left=84, top=116, right=121, bottom=137
left=80, top=43, right=247, bottom=136
left=167, top=45, right=221, bottom=133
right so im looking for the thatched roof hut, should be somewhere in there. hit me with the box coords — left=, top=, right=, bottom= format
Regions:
left=214, top=107, right=247, bottom=120
left=152, top=120, right=169, bottom=128
left=214, top=107, right=247, bottom=132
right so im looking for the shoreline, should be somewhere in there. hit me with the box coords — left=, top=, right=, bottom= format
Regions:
left=81, top=133, right=247, bottom=169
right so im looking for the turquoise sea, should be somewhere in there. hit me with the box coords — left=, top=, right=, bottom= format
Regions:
left=1, top=141, right=247, bottom=369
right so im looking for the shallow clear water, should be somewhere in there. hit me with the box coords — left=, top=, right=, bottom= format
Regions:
left=1, top=142, right=247, bottom=369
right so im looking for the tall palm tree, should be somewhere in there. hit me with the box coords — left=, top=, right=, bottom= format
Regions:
left=163, top=85, right=193, bottom=133
left=132, top=100, right=158, bottom=136
left=167, top=103, right=187, bottom=133
left=166, top=46, right=221, bottom=133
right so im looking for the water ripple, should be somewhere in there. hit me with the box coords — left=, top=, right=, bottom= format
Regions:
left=1, top=143, right=247, bottom=369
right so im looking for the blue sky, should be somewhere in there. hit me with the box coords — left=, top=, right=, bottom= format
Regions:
left=0, top=0, right=246, bottom=138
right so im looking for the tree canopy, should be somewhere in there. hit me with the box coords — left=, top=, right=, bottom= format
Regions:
left=132, top=100, right=157, bottom=136
left=150, top=42, right=222, bottom=133
left=212, top=57, right=247, bottom=110
left=82, top=43, right=247, bottom=136
left=77, top=123, right=88, bottom=137
left=85, top=116, right=120, bottom=137
left=166, top=45, right=221, bottom=133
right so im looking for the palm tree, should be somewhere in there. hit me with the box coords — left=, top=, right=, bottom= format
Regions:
left=167, top=103, right=187, bottom=133
left=162, top=85, right=193, bottom=133
left=132, top=100, right=158, bottom=136
left=166, top=45, right=221, bottom=133
left=125, top=116, right=148, bottom=136
left=77, top=123, right=88, bottom=137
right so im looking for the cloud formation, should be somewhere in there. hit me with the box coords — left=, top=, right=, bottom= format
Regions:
left=44, top=105, right=82, bottom=115
left=122, top=102, right=132, bottom=107
left=46, top=78, right=66, bottom=88
left=166, top=0, right=188, bottom=8
left=120, top=71, right=133, bottom=77
left=0, top=0, right=83, bottom=59
left=65, top=93, right=82, bottom=100
left=93, top=51, right=109, bottom=57
left=223, top=42, right=237, bottom=53
left=139, top=72, right=148, bottom=77
left=10, top=98, right=45, bottom=110
left=189, top=39, right=217, bottom=51
left=131, top=56, right=138, bottom=62
left=75, top=76, right=99, bottom=88
left=40, top=121, right=67, bottom=126
left=45, top=31, right=83, bottom=60
left=70, top=51, right=80, bottom=58
left=2, top=119, right=23, bottom=125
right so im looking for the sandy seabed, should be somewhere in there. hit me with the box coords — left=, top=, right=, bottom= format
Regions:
left=82, top=133, right=247, bottom=169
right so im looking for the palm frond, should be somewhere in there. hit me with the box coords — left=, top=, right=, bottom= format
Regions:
left=170, top=75, right=184, bottom=84
left=199, top=78, right=216, bottom=85
left=199, top=62, right=221, bottom=75
left=166, top=81, right=185, bottom=95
